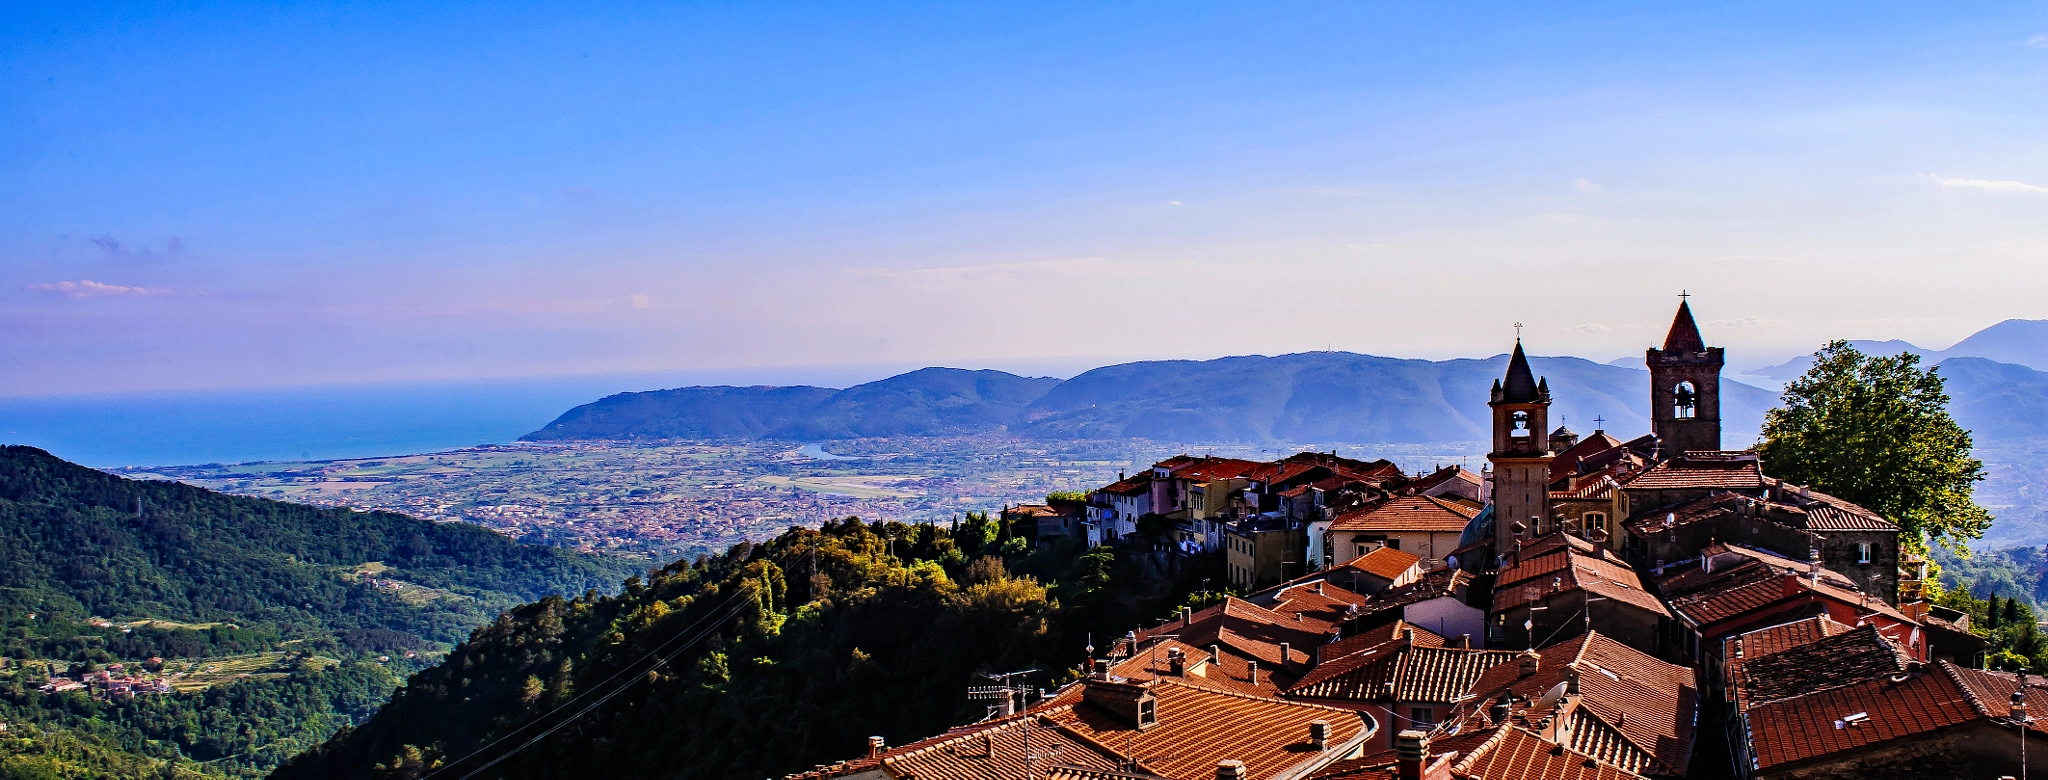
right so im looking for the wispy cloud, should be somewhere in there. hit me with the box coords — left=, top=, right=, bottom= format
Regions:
left=2029, top=33, right=2048, bottom=48
left=1930, top=174, right=2048, bottom=194
left=25, top=280, right=189, bottom=298
left=1573, top=178, right=1603, bottom=193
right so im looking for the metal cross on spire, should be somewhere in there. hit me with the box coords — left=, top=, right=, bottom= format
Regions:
left=1678, top=289, right=1690, bottom=301
left=1593, top=414, right=1605, bottom=430
left=1513, top=322, right=1524, bottom=338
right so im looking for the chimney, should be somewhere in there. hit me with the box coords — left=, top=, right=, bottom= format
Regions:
left=1216, top=760, right=1247, bottom=780
left=1280, top=642, right=1291, bottom=668
left=1395, top=730, right=1429, bottom=780
left=1519, top=651, right=1540, bottom=678
left=1315, top=581, right=1325, bottom=594
left=1566, top=664, right=1581, bottom=696
left=1309, top=719, right=1330, bottom=750
left=1489, top=693, right=1511, bottom=724
left=1183, top=606, right=1194, bottom=625
left=1248, top=660, right=1260, bottom=686
left=1402, top=628, right=1415, bottom=643
left=1168, top=647, right=1186, bottom=676
left=1210, top=644, right=1222, bottom=663
left=1457, top=634, right=1472, bottom=649
left=868, top=736, right=885, bottom=758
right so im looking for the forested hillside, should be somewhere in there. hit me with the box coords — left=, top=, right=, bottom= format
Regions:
left=273, top=514, right=1215, bottom=780
left=0, top=446, right=639, bottom=778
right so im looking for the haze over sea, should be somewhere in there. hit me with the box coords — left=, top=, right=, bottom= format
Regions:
left=0, top=360, right=1095, bottom=466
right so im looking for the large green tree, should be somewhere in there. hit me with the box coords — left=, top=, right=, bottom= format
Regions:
left=1758, top=341, right=1992, bottom=550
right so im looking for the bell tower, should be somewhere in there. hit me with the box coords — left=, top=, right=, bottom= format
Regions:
left=1489, top=338, right=1554, bottom=552
left=1646, top=296, right=1724, bottom=456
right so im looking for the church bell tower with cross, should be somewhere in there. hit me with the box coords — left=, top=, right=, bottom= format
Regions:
left=1489, top=326, right=1555, bottom=553
left=1646, top=293, right=1725, bottom=456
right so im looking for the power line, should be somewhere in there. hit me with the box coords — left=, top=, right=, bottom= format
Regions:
left=452, top=595, right=756, bottom=779
left=421, top=550, right=787, bottom=779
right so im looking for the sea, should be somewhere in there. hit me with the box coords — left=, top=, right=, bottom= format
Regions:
left=0, top=364, right=929, bottom=467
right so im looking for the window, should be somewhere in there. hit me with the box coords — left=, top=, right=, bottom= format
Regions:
left=1585, top=512, right=1608, bottom=532
left=1386, top=539, right=1401, bottom=551
left=1511, top=410, right=1531, bottom=437
left=1674, top=381, right=1697, bottom=419
left=1138, top=697, right=1157, bottom=728
left=1857, top=543, right=1873, bottom=564
left=1410, top=706, right=1436, bottom=730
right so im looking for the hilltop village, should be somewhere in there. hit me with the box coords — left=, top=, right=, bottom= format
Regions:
left=796, top=303, right=2034, bottom=780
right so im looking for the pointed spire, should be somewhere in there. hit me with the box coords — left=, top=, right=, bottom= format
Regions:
left=1502, top=340, right=1541, bottom=402
left=1663, top=301, right=1706, bottom=353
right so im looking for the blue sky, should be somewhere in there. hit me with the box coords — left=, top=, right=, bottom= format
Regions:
left=5, top=2, right=2048, bottom=395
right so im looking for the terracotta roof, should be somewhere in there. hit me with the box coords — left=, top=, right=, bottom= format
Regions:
left=1657, top=548, right=1913, bottom=636
left=1722, top=615, right=1856, bottom=687
left=1256, top=581, right=1373, bottom=633
left=1317, top=620, right=1446, bottom=662
left=1350, top=569, right=1474, bottom=621
left=1553, top=473, right=1622, bottom=501
left=1625, top=454, right=1763, bottom=492
left=1739, top=664, right=1977, bottom=772
left=1330, top=495, right=1480, bottom=533
left=1099, top=474, right=1151, bottom=496
left=1134, top=597, right=1329, bottom=677
left=1304, top=729, right=1494, bottom=780
left=1550, top=432, right=1628, bottom=481
left=1451, top=724, right=1644, bottom=780
left=1106, top=638, right=1281, bottom=698
left=1339, top=547, right=1424, bottom=582
left=1791, top=487, right=1896, bottom=531
left=1285, top=637, right=1515, bottom=705
left=1491, top=549, right=1668, bottom=619
left=1464, top=633, right=1697, bottom=777
left=1415, top=464, right=1484, bottom=488
left=1169, top=457, right=1265, bottom=481
left=1733, top=624, right=1911, bottom=710
left=882, top=709, right=1124, bottom=780
left=1005, top=504, right=1062, bottom=518
left=1043, top=679, right=1370, bottom=780
left=1942, top=664, right=2048, bottom=737
left=785, top=706, right=1124, bottom=780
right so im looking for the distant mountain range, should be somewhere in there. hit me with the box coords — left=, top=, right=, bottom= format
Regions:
left=525, top=353, right=1782, bottom=447
left=525, top=319, right=2048, bottom=454
left=1742, top=319, right=2048, bottom=381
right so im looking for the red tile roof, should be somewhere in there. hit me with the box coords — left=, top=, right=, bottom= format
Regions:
left=1722, top=615, right=1856, bottom=691
left=1169, top=457, right=1265, bottom=481
left=1098, top=474, right=1152, bottom=496
left=1625, top=454, right=1764, bottom=491
left=1044, top=679, right=1371, bottom=780
left=1549, top=431, right=1628, bottom=481
left=1350, top=569, right=1474, bottom=621
left=1491, top=550, right=1668, bottom=619
left=1330, top=495, right=1480, bottom=533
left=1463, top=633, right=1697, bottom=777
left=1285, top=636, right=1515, bottom=705
left=1339, top=547, right=1425, bottom=582
left=1134, top=597, right=1330, bottom=677
left=1256, top=581, right=1373, bottom=633
left=1106, top=638, right=1279, bottom=698
left=1733, top=624, right=1911, bottom=710
left=1739, top=664, right=1978, bottom=772
left=1450, top=724, right=1645, bottom=780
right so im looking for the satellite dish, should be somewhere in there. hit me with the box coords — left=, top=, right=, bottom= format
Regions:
left=1532, top=680, right=1569, bottom=714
